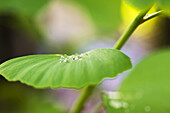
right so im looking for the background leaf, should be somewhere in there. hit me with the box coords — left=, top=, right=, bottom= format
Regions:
left=0, top=0, right=49, bottom=16
left=70, top=0, right=121, bottom=33
left=124, top=0, right=154, bottom=9
left=0, top=0, right=50, bottom=41
left=0, top=77, right=65, bottom=113
left=0, top=49, right=132, bottom=89
left=157, top=0, right=170, bottom=15
left=124, top=0, right=170, bottom=17
left=124, top=0, right=170, bottom=11
left=106, top=49, right=170, bottom=113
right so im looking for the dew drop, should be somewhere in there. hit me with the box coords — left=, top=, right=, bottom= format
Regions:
left=59, top=54, right=83, bottom=63
left=75, top=56, right=79, bottom=60
left=59, top=55, right=68, bottom=63
left=63, top=59, right=68, bottom=62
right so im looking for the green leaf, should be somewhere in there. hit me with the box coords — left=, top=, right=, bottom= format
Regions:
left=124, top=0, right=170, bottom=13
left=24, top=96, right=65, bottom=113
left=0, top=0, right=49, bottom=16
left=0, top=49, right=132, bottom=89
left=70, top=0, right=121, bottom=33
left=111, top=49, right=170, bottom=113
left=0, top=0, right=50, bottom=41
left=125, top=0, right=154, bottom=9
left=157, top=0, right=170, bottom=15
left=0, top=77, right=65, bottom=113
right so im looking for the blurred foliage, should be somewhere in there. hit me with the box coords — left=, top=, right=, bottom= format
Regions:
left=0, top=0, right=50, bottom=41
left=69, top=0, right=121, bottom=33
left=158, top=0, right=170, bottom=15
left=125, top=0, right=170, bottom=16
left=125, top=0, right=154, bottom=9
left=0, top=77, right=64, bottom=113
left=0, top=0, right=49, bottom=16
left=0, top=0, right=122, bottom=40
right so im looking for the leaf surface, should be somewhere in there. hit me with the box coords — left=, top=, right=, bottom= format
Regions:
left=0, top=49, right=132, bottom=89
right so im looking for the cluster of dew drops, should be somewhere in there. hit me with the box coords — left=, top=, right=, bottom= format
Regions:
left=59, top=53, right=88, bottom=63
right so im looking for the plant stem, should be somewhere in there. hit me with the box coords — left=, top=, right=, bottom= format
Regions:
left=70, top=8, right=162, bottom=113
left=113, top=9, right=150, bottom=49
left=70, top=85, right=95, bottom=113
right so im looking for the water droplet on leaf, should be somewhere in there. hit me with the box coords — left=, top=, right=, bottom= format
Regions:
left=59, top=54, right=84, bottom=63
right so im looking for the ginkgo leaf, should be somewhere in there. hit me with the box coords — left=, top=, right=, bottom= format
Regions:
left=0, top=49, right=132, bottom=89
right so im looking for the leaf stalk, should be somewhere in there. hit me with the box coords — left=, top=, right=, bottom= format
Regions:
left=70, top=85, right=95, bottom=113
left=113, top=8, right=150, bottom=49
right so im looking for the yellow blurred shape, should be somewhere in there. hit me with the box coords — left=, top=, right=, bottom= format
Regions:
left=121, top=1, right=159, bottom=39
